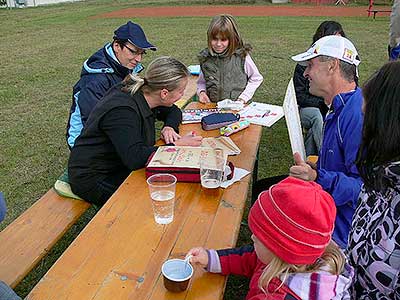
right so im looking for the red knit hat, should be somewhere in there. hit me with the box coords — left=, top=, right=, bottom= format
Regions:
left=248, top=177, right=336, bottom=265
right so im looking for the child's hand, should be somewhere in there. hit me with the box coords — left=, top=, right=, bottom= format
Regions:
left=187, top=247, right=208, bottom=267
left=199, top=92, right=211, bottom=103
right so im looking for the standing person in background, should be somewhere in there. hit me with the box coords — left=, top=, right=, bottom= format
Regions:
left=347, top=61, right=400, bottom=299
left=66, top=21, right=156, bottom=148
left=196, top=14, right=263, bottom=104
left=293, top=21, right=346, bottom=156
left=68, top=57, right=202, bottom=206
left=389, top=0, right=400, bottom=60
left=188, top=178, right=353, bottom=300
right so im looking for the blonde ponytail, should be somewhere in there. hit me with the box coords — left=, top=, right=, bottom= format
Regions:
left=123, top=56, right=189, bottom=97
left=125, top=73, right=145, bottom=95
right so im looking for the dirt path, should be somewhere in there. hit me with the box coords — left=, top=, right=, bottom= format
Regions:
left=95, top=5, right=392, bottom=18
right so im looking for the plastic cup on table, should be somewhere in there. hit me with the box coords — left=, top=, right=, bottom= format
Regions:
left=161, top=258, right=194, bottom=292
left=147, top=173, right=177, bottom=225
left=200, top=149, right=225, bottom=189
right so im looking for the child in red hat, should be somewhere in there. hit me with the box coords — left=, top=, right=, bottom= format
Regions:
left=187, top=177, right=353, bottom=299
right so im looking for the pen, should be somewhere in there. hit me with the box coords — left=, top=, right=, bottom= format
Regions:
left=261, top=110, right=270, bottom=118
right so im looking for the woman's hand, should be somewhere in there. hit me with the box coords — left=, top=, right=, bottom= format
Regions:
left=161, top=126, right=181, bottom=144
left=174, top=132, right=203, bottom=146
left=199, top=91, right=211, bottom=104
left=187, top=247, right=208, bottom=267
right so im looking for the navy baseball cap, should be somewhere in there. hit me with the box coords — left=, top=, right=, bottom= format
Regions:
left=114, top=21, right=156, bottom=51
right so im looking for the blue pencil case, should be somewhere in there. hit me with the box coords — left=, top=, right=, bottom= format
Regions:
left=201, top=113, right=240, bottom=130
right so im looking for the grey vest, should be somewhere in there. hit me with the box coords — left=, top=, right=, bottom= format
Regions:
left=199, top=48, right=248, bottom=103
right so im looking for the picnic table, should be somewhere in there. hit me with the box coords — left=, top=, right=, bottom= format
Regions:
left=26, top=102, right=262, bottom=300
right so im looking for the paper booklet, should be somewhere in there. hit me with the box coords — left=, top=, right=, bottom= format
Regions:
left=147, top=146, right=227, bottom=169
left=201, top=136, right=241, bottom=155
left=238, top=102, right=284, bottom=127
left=181, top=108, right=221, bottom=124
left=282, top=78, right=306, bottom=161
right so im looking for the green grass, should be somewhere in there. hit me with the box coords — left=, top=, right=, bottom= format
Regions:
left=0, top=0, right=390, bottom=298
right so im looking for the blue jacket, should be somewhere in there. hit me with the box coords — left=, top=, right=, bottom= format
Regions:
left=66, top=43, right=143, bottom=148
left=0, top=192, right=5, bottom=223
left=317, top=87, right=363, bottom=248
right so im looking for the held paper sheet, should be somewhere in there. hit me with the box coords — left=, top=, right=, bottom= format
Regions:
left=282, top=78, right=306, bottom=161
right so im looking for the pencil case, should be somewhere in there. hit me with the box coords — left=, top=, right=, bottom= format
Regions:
left=220, top=120, right=250, bottom=136
left=201, top=113, right=240, bottom=131
left=145, top=152, right=199, bottom=182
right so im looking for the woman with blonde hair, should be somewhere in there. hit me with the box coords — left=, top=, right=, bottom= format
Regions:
left=68, top=56, right=202, bottom=206
left=188, top=177, right=353, bottom=299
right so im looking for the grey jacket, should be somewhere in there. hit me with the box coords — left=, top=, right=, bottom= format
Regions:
left=198, top=46, right=251, bottom=102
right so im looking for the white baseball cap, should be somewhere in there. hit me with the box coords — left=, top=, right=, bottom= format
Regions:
left=291, top=35, right=361, bottom=66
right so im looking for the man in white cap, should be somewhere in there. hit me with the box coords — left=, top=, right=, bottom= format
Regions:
left=66, top=21, right=156, bottom=149
left=289, top=35, right=363, bottom=249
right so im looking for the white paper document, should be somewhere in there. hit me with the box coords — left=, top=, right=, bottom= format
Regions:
left=282, top=78, right=306, bottom=161
left=238, top=102, right=284, bottom=127
left=220, top=167, right=250, bottom=189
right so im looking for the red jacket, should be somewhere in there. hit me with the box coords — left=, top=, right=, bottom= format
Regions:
left=217, top=246, right=301, bottom=300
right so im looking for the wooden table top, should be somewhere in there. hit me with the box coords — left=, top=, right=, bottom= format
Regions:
left=27, top=102, right=262, bottom=300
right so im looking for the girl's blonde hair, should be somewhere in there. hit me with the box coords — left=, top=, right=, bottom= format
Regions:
left=207, top=14, right=244, bottom=56
left=259, top=241, right=345, bottom=294
left=123, top=56, right=189, bottom=95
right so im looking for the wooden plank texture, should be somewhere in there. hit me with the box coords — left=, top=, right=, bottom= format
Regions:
left=0, top=189, right=90, bottom=288
left=27, top=103, right=262, bottom=300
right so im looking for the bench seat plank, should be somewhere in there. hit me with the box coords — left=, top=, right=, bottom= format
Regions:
left=0, top=189, right=90, bottom=288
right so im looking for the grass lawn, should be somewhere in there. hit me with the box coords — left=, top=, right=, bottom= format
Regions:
left=0, top=0, right=390, bottom=298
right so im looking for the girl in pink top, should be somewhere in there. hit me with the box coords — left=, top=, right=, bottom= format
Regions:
left=197, top=14, right=263, bottom=103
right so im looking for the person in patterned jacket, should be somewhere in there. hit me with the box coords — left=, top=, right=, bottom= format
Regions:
left=188, top=177, right=353, bottom=300
left=347, top=61, right=400, bottom=299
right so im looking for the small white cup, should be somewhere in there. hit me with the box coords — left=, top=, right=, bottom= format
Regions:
left=161, top=258, right=194, bottom=292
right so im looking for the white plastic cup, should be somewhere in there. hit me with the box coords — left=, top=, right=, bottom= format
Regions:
left=200, top=149, right=225, bottom=189
left=147, top=174, right=177, bottom=224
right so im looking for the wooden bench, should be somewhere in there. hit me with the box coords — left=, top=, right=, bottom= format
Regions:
left=367, top=9, right=392, bottom=19
left=0, top=188, right=91, bottom=288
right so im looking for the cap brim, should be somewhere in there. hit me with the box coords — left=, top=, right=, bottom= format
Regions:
left=128, top=39, right=157, bottom=51
left=291, top=51, right=318, bottom=64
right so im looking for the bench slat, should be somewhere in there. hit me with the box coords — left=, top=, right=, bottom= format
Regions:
left=0, top=188, right=90, bottom=288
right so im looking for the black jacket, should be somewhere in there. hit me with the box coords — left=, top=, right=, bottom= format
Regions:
left=68, top=83, right=181, bottom=197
